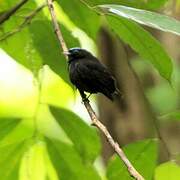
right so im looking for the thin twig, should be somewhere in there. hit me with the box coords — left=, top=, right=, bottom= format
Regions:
left=47, top=0, right=68, bottom=54
left=46, top=0, right=144, bottom=179
left=83, top=101, right=144, bottom=180
left=0, top=3, right=46, bottom=41
left=0, top=0, right=29, bottom=25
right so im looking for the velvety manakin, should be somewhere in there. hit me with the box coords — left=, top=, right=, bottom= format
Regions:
left=65, top=48, right=119, bottom=101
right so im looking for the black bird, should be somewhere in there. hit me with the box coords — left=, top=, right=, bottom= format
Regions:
left=65, top=47, right=119, bottom=101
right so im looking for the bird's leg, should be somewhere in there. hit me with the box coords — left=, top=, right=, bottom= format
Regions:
left=86, top=93, right=92, bottom=99
left=79, top=90, right=89, bottom=103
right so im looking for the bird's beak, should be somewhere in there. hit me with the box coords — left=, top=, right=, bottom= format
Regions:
left=63, top=51, right=71, bottom=55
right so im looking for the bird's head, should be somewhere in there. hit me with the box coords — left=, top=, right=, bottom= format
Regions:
left=64, top=48, right=93, bottom=62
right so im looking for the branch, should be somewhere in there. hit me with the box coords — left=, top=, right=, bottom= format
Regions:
left=0, top=3, right=46, bottom=41
left=46, top=0, right=144, bottom=179
left=0, top=0, right=29, bottom=25
left=47, top=0, right=68, bottom=53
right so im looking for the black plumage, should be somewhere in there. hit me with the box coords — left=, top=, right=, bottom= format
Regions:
left=66, top=47, right=119, bottom=101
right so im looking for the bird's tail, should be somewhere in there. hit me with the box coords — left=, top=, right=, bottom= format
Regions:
left=103, top=88, right=123, bottom=101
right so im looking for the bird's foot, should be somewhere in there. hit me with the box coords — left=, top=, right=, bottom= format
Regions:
left=86, top=93, right=92, bottom=99
left=82, top=97, right=90, bottom=103
left=79, top=90, right=90, bottom=103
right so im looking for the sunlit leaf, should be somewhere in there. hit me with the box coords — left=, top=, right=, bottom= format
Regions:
left=46, top=138, right=101, bottom=180
left=37, top=104, right=72, bottom=145
left=0, top=19, right=79, bottom=84
left=155, top=162, right=180, bottom=180
left=56, top=0, right=100, bottom=40
left=40, top=65, right=74, bottom=108
left=98, top=4, right=180, bottom=36
left=0, top=141, right=27, bottom=180
left=28, top=20, right=79, bottom=84
left=0, top=118, right=20, bottom=140
left=0, top=118, right=34, bottom=147
left=50, top=106, right=101, bottom=163
left=0, top=49, right=39, bottom=118
left=20, top=140, right=48, bottom=180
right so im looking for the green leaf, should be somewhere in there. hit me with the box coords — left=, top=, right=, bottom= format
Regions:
left=158, top=111, right=180, bottom=122
left=146, top=83, right=178, bottom=114
left=106, top=15, right=173, bottom=81
left=19, top=140, right=51, bottom=180
left=50, top=106, right=101, bottom=163
left=0, top=118, right=34, bottom=147
left=19, top=138, right=60, bottom=180
left=0, top=27, right=43, bottom=75
left=0, top=49, right=39, bottom=118
left=0, top=118, right=20, bottom=140
left=98, top=4, right=180, bottom=36
left=1, top=19, right=79, bottom=84
left=46, top=138, right=101, bottom=180
left=0, top=141, right=27, bottom=180
left=28, top=20, right=79, bottom=84
left=40, top=65, right=74, bottom=108
left=107, top=139, right=158, bottom=180
left=145, top=0, right=168, bottom=10
left=155, top=162, right=180, bottom=180
left=56, top=0, right=100, bottom=40
left=36, top=104, right=72, bottom=145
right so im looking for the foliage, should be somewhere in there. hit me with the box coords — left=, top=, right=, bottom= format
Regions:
left=0, top=0, right=180, bottom=179
left=107, top=139, right=158, bottom=180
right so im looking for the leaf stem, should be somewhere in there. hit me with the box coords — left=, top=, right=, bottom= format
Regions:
left=0, top=0, right=29, bottom=24
left=0, top=3, right=46, bottom=41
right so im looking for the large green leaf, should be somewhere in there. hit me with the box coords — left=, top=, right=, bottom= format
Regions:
left=107, top=139, right=158, bottom=180
left=46, top=138, right=101, bottom=180
left=0, top=28, right=42, bottom=75
left=0, top=118, right=34, bottom=147
left=158, top=111, right=180, bottom=122
left=36, top=104, right=72, bottom=145
left=28, top=20, right=79, bottom=84
left=0, top=19, right=79, bottom=84
left=98, top=4, right=180, bottom=36
left=0, top=0, right=41, bottom=37
left=155, top=162, right=180, bottom=180
left=0, top=50, right=73, bottom=118
left=0, top=141, right=27, bottom=180
left=0, top=118, right=20, bottom=140
left=19, top=139, right=59, bottom=180
left=40, top=65, right=74, bottom=108
left=0, top=49, right=39, bottom=118
left=106, top=15, right=173, bottom=81
left=56, top=0, right=100, bottom=40
left=50, top=106, right=101, bottom=163
left=20, top=141, right=47, bottom=180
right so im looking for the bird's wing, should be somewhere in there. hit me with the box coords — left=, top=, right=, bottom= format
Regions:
left=76, top=59, right=116, bottom=94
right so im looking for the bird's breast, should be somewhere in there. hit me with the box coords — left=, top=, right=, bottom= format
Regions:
left=68, top=61, right=81, bottom=84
